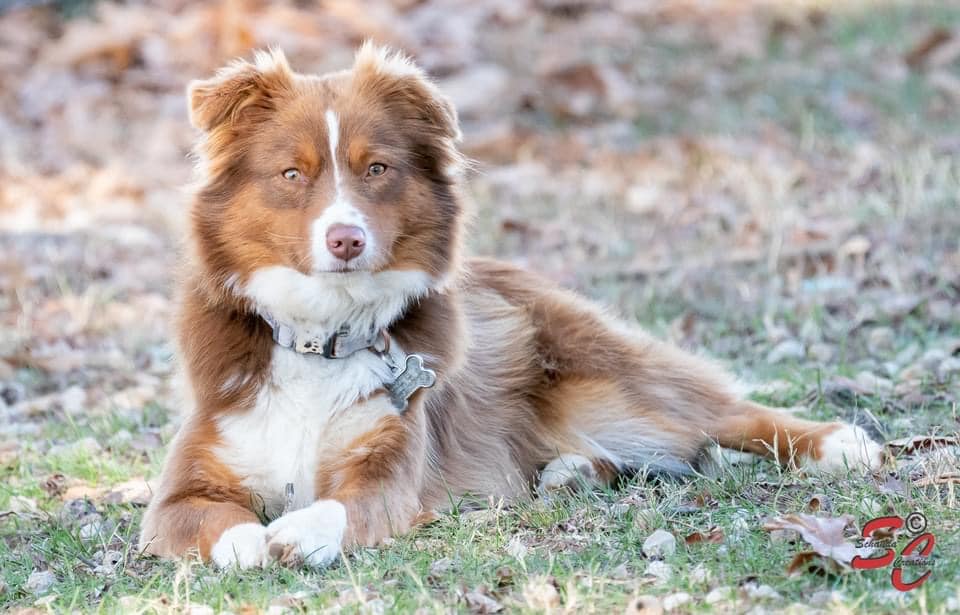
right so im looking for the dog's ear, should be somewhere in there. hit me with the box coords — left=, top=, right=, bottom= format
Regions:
left=352, top=42, right=463, bottom=175
left=188, top=49, right=294, bottom=132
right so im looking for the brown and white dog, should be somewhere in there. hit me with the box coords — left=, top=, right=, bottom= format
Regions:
left=139, top=44, right=883, bottom=569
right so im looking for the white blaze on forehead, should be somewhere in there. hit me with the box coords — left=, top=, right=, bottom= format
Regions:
left=311, top=109, right=373, bottom=270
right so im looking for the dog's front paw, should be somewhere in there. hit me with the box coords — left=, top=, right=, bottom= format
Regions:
left=265, top=500, right=347, bottom=568
left=805, top=423, right=884, bottom=473
left=210, top=522, right=269, bottom=569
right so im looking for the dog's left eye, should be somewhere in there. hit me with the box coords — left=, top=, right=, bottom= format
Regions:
left=282, top=168, right=302, bottom=181
left=368, top=163, right=387, bottom=177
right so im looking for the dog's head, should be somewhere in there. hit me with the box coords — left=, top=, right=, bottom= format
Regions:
left=189, top=44, right=465, bottom=300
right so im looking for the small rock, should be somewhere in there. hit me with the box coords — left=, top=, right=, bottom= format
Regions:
left=808, top=343, right=835, bottom=363
left=937, top=357, right=960, bottom=383
left=61, top=498, right=97, bottom=522
left=25, top=570, right=56, bottom=595
left=928, top=299, right=954, bottom=323
left=59, top=386, right=87, bottom=416
left=610, top=563, right=630, bottom=580
left=522, top=577, right=560, bottom=610
left=705, top=587, right=732, bottom=605
left=810, top=589, right=845, bottom=607
left=107, top=429, right=133, bottom=449
left=867, top=327, right=895, bottom=355
left=921, top=348, right=947, bottom=371
left=854, top=371, right=893, bottom=395
left=643, top=560, right=672, bottom=584
left=642, top=529, right=676, bottom=559
left=79, top=515, right=105, bottom=541
left=8, top=495, right=38, bottom=514
left=49, top=436, right=101, bottom=458
left=429, top=557, right=455, bottom=577
left=661, top=592, right=691, bottom=612
left=506, top=536, right=528, bottom=561
left=689, top=563, right=711, bottom=584
left=767, top=340, right=805, bottom=364
left=741, top=582, right=782, bottom=601
left=625, top=595, right=663, bottom=615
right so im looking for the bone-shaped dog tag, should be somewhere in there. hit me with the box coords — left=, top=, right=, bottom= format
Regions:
left=386, top=354, right=436, bottom=411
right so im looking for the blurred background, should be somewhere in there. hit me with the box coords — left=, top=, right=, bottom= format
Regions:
left=1, top=0, right=958, bottom=464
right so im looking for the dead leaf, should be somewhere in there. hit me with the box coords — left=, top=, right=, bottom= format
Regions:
left=684, top=526, right=724, bottom=545
left=887, top=435, right=959, bottom=456
left=464, top=587, right=503, bottom=614
left=915, top=472, right=960, bottom=487
left=806, top=494, right=832, bottom=513
left=763, top=514, right=864, bottom=569
left=905, top=27, right=953, bottom=68
left=786, top=551, right=847, bottom=576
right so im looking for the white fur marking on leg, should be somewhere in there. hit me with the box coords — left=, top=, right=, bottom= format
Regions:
left=537, top=454, right=599, bottom=494
left=804, top=424, right=883, bottom=472
left=210, top=522, right=269, bottom=569
left=265, top=499, right=347, bottom=568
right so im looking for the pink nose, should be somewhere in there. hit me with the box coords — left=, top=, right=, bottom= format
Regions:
left=326, top=224, right=366, bottom=261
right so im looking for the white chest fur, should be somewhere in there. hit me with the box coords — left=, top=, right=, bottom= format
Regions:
left=214, top=346, right=397, bottom=519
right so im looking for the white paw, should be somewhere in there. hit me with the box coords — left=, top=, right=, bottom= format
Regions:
left=265, top=500, right=346, bottom=568
left=210, top=523, right=269, bottom=569
left=537, top=454, right=599, bottom=494
left=804, top=424, right=884, bottom=472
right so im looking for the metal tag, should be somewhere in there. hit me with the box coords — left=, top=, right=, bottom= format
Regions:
left=385, top=354, right=436, bottom=411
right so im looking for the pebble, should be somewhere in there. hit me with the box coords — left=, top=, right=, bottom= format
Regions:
left=49, top=436, right=101, bottom=458
left=661, top=592, right=691, bottom=612
left=705, top=587, right=732, bottom=605
left=741, top=582, right=782, bottom=601
left=938, top=357, right=960, bottom=383
left=25, top=570, right=56, bottom=595
left=807, top=343, right=835, bottom=363
left=643, top=560, right=672, bottom=584
left=867, top=327, right=895, bottom=355
left=689, top=563, right=711, bottom=584
left=642, top=529, right=676, bottom=559
left=766, top=340, right=805, bottom=364
left=854, top=371, right=893, bottom=396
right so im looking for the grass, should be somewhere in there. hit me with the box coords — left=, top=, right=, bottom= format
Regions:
left=2, top=0, right=960, bottom=613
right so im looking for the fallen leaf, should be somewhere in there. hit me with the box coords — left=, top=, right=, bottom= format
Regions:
left=786, top=551, right=847, bottom=576
left=464, top=587, right=503, bottom=614
left=905, top=27, right=953, bottom=67
left=763, top=514, right=865, bottom=569
left=806, top=493, right=833, bottom=513
left=887, top=435, right=959, bottom=456
left=684, top=526, right=724, bottom=545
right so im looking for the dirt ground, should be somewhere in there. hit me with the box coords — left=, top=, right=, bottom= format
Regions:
left=1, top=0, right=958, bottom=613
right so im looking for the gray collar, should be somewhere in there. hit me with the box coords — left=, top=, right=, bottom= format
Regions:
left=261, top=314, right=388, bottom=359
left=260, top=313, right=436, bottom=410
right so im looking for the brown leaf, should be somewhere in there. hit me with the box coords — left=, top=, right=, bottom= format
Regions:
left=806, top=493, right=832, bottom=513
left=914, top=472, right=960, bottom=487
left=684, top=526, right=725, bottom=545
left=464, top=587, right=503, bottom=614
left=785, top=551, right=846, bottom=577
left=905, top=28, right=953, bottom=68
left=886, top=435, right=959, bottom=456
left=763, top=514, right=864, bottom=568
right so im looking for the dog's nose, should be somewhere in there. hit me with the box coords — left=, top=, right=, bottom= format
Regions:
left=326, top=224, right=366, bottom=261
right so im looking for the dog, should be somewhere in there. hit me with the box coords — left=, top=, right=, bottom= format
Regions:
left=139, top=44, right=883, bottom=569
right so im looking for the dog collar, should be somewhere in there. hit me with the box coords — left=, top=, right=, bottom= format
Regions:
left=261, top=315, right=388, bottom=358
left=260, top=314, right=436, bottom=410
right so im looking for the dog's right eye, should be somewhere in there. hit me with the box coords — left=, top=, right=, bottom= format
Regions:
left=282, top=168, right=302, bottom=181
